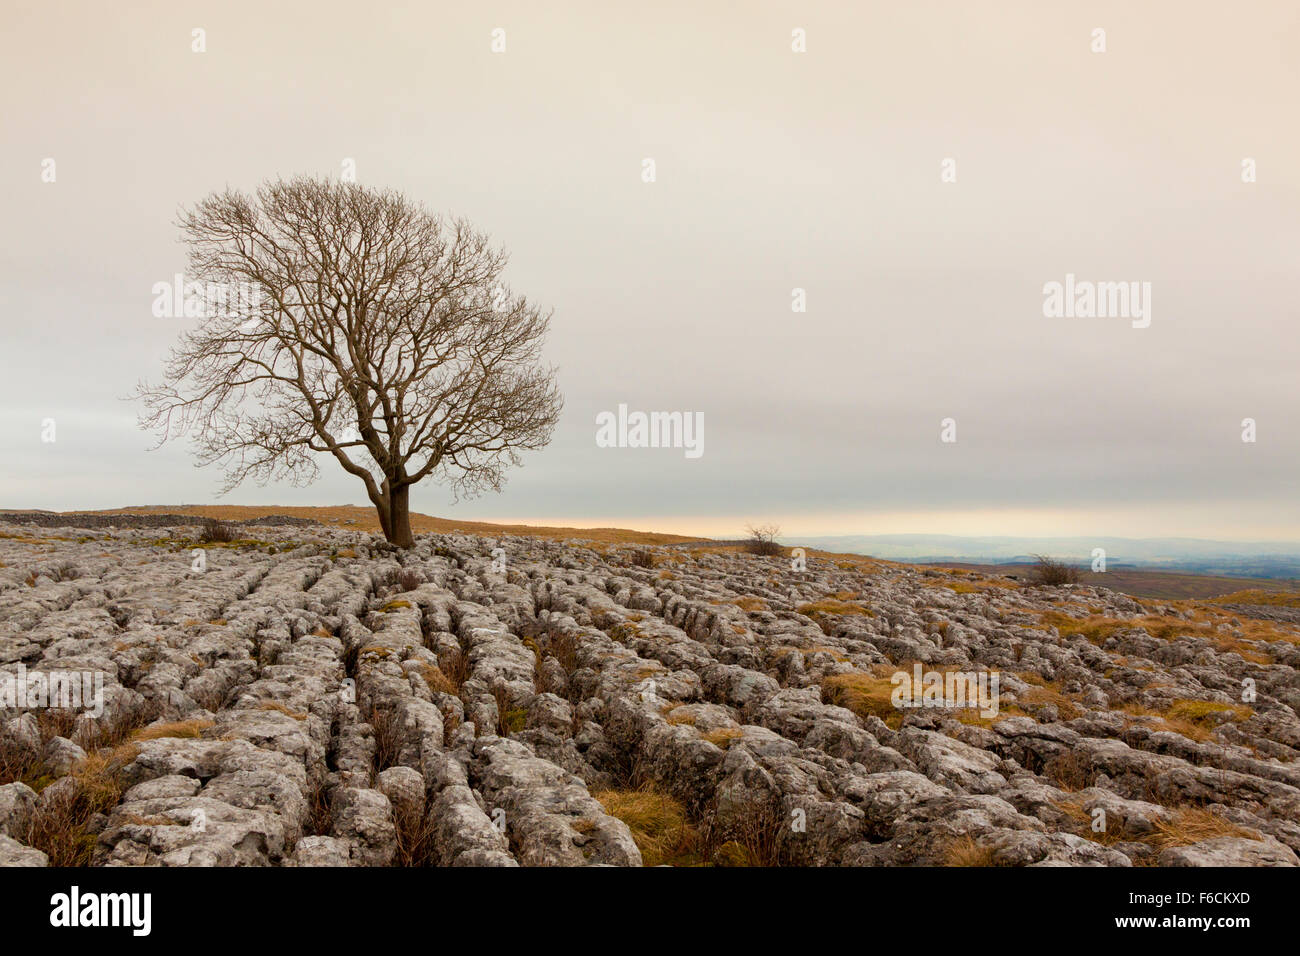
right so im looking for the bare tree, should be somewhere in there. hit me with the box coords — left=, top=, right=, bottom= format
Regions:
left=137, top=178, right=563, bottom=547
left=744, top=523, right=783, bottom=556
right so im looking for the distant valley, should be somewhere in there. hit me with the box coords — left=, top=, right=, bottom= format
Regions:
left=790, top=534, right=1300, bottom=583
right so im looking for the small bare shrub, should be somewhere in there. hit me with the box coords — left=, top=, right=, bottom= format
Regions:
left=199, top=517, right=237, bottom=544
left=392, top=798, right=438, bottom=867
left=700, top=793, right=787, bottom=866
left=1028, top=554, right=1079, bottom=586
left=393, top=568, right=425, bottom=592
left=744, top=524, right=783, bottom=557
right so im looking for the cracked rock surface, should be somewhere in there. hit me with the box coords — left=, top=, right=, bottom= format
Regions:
left=2, top=519, right=1298, bottom=867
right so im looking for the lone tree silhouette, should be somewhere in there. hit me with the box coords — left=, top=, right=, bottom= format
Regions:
left=138, top=177, right=563, bottom=547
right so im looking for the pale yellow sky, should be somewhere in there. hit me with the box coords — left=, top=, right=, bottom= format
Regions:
left=2, top=1, right=1297, bottom=541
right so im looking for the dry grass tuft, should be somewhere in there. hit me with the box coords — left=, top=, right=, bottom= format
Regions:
left=368, top=707, right=401, bottom=776
left=492, top=685, right=527, bottom=736
left=701, top=794, right=786, bottom=867
left=1119, top=698, right=1253, bottom=742
left=798, top=599, right=873, bottom=618
left=702, top=727, right=744, bottom=748
left=821, top=672, right=903, bottom=728
left=418, top=663, right=458, bottom=696
left=1166, top=698, right=1252, bottom=725
left=596, top=786, right=700, bottom=866
left=1043, top=750, right=1095, bottom=791
left=1150, top=808, right=1262, bottom=848
left=945, top=835, right=1000, bottom=866
left=258, top=701, right=309, bottom=721
left=131, top=719, right=213, bottom=741
left=1058, top=801, right=1263, bottom=850
left=392, top=796, right=438, bottom=867
left=715, top=596, right=767, bottom=613
left=23, top=744, right=138, bottom=866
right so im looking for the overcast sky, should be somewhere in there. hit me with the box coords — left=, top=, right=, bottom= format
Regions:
left=2, top=1, right=1297, bottom=539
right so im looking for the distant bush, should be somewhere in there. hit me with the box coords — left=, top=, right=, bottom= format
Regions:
left=744, top=524, right=783, bottom=557
left=1029, top=554, right=1079, bottom=587
left=199, top=517, right=237, bottom=543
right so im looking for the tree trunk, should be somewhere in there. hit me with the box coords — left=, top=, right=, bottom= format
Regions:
left=374, top=495, right=393, bottom=542
left=385, top=483, right=414, bottom=548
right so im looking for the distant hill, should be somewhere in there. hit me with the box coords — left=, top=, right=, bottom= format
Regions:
left=789, top=534, right=1300, bottom=580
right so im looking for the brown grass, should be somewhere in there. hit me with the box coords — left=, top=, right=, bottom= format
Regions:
left=797, top=599, right=874, bottom=618
left=258, top=701, right=309, bottom=721
left=945, top=835, right=1000, bottom=866
left=663, top=706, right=697, bottom=727
left=131, top=719, right=213, bottom=741
left=22, top=744, right=138, bottom=866
left=392, top=796, right=438, bottom=867
left=1118, top=697, right=1254, bottom=742
left=1059, top=801, right=1262, bottom=850
left=821, top=672, right=904, bottom=728
left=1150, top=808, right=1262, bottom=848
left=1043, top=750, right=1095, bottom=791
left=1036, top=606, right=1297, bottom=658
left=701, top=727, right=744, bottom=748
left=1016, top=672, right=1084, bottom=721
left=418, top=663, right=458, bottom=696
left=440, top=646, right=471, bottom=691
left=304, top=779, right=334, bottom=838
left=72, top=504, right=698, bottom=546
left=595, top=786, right=701, bottom=866
left=700, top=794, right=787, bottom=867
left=492, top=685, right=527, bottom=736
left=1166, top=698, right=1253, bottom=724
left=714, top=596, right=767, bottom=613
left=1210, top=589, right=1300, bottom=608
left=368, top=707, right=401, bottom=776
